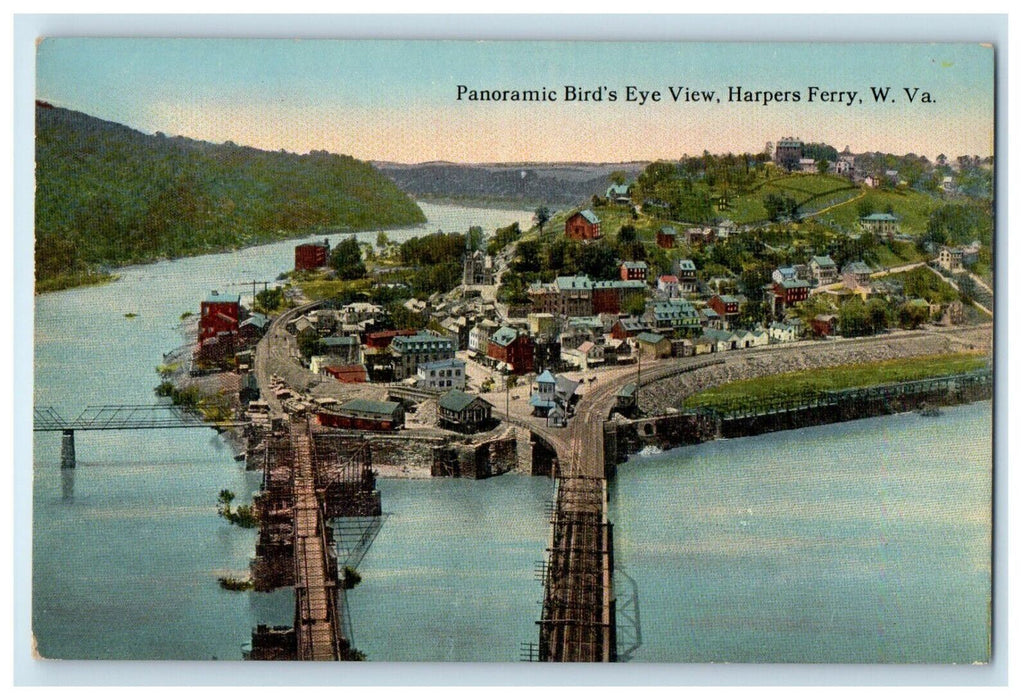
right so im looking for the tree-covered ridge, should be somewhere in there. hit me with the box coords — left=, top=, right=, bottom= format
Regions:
left=35, top=103, right=426, bottom=291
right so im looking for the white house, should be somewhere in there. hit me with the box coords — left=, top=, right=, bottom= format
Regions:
left=417, top=358, right=466, bottom=391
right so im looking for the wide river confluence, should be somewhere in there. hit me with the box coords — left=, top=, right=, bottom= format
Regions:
left=31, top=203, right=991, bottom=662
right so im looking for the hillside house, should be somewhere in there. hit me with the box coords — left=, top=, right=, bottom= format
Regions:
left=775, top=137, right=803, bottom=168
left=656, top=226, right=677, bottom=249
left=809, top=256, right=839, bottom=286
left=860, top=213, right=900, bottom=239
left=707, top=294, right=740, bottom=320
left=606, top=183, right=632, bottom=204
left=771, top=278, right=811, bottom=312
left=611, top=317, right=649, bottom=339
left=656, top=275, right=681, bottom=299
left=672, top=259, right=698, bottom=292
left=565, top=210, right=601, bottom=240
left=937, top=246, right=965, bottom=273
left=841, top=261, right=873, bottom=287
left=620, top=260, right=648, bottom=281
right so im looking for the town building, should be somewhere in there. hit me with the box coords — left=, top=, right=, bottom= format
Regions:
left=294, top=239, right=330, bottom=271
left=860, top=213, right=900, bottom=239
left=437, top=390, right=493, bottom=433
left=591, top=280, right=648, bottom=315
left=620, top=260, right=648, bottom=281
left=610, top=317, right=649, bottom=340
left=488, top=326, right=534, bottom=375
left=417, top=358, right=466, bottom=391
left=564, top=210, right=601, bottom=241
left=771, top=278, right=811, bottom=312
left=768, top=321, right=800, bottom=343
left=656, top=226, right=677, bottom=249
left=672, top=259, right=698, bottom=292
left=320, top=365, right=369, bottom=384
left=646, top=298, right=703, bottom=335
left=637, top=332, right=672, bottom=359
left=841, top=261, right=873, bottom=287
left=775, top=137, right=803, bottom=168
left=320, top=335, right=362, bottom=365
left=318, top=398, right=404, bottom=431
left=468, top=319, right=500, bottom=357
left=561, top=340, right=605, bottom=371
left=463, top=249, right=492, bottom=286
left=390, top=332, right=455, bottom=380
left=707, top=294, right=740, bottom=320
left=809, top=314, right=838, bottom=337
left=606, top=183, right=631, bottom=204
left=530, top=370, right=558, bottom=415
left=656, top=275, right=681, bottom=299
left=199, top=290, right=241, bottom=343
left=808, top=256, right=839, bottom=286
left=238, top=312, right=270, bottom=345
left=644, top=300, right=701, bottom=334
left=937, top=246, right=965, bottom=273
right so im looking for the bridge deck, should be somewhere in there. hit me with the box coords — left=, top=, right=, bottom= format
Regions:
left=290, top=418, right=343, bottom=661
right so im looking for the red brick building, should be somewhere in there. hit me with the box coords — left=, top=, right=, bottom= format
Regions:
left=295, top=239, right=331, bottom=271
left=620, top=261, right=648, bottom=281
left=656, top=226, right=677, bottom=249
left=564, top=210, right=601, bottom=241
left=772, top=279, right=810, bottom=308
left=707, top=294, right=740, bottom=318
left=199, top=291, right=241, bottom=342
left=487, top=326, right=535, bottom=375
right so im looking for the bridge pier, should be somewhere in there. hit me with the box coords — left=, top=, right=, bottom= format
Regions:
left=60, top=429, right=75, bottom=469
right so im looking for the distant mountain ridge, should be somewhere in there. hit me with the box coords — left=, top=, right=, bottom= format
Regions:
left=373, top=161, right=648, bottom=207
left=34, top=102, right=426, bottom=292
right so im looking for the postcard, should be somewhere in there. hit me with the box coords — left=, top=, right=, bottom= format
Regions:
left=30, top=38, right=994, bottom=665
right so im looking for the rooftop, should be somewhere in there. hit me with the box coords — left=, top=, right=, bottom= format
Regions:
left=438, top=389, right=491, bottom=413
left=637, top=332, right=667, bottom=345
left=574, top=209, right=601, bottom=224
left=205, top=290, right=240, bottom=304
left=340, top=398, right=401, bottom=416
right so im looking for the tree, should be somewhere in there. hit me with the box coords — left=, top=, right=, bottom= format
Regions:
left=817, top=159, right=830, bottom=175
left=898, top=302, right=928, bottom=329
left=617, top=225, right=638, bottom=245
left=296, top=327, right=323, bottom=359
left=533, top=205, right=551, bottom=237
left=466, top=225, right=484, bottom=251
left=623, top=293, right=646, bottom=316
left=330, top=237, right=366, bottom=280
left=609, top=170, right=627, bottom=186
left=254, top=286, right=284, bottom=313
left=376, top=231, right=390, bottom=248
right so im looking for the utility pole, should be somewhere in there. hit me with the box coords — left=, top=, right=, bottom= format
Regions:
left=634, top=342, right=642, bottom=414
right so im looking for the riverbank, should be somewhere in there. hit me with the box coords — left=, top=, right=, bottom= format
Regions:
left=636, top=324, right=991, bottom=415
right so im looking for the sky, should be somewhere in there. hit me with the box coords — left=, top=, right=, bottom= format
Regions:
left=36, top=39, right=995, bottom=163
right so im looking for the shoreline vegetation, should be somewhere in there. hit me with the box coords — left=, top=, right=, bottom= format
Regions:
left=35, top=102, right=426, bottom=294
left=682, top=352, right=988, bottom=411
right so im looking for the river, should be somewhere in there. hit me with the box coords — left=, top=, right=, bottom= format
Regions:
left=31, top=202, right=991, bottom=663
left=31, top=202, right=535, bottom=660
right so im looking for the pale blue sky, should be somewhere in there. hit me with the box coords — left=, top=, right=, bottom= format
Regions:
left=36, top=39, right=994, bottom=162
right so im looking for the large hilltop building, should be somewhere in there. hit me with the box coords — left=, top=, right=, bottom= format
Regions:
left=775, top=137, right=803, bottom=169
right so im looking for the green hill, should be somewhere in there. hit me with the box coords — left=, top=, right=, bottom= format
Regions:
left=34, top=102, right=426, bottom=292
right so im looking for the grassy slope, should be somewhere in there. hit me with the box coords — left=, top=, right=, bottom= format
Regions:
left=683, top=352, right=988, bottom=410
